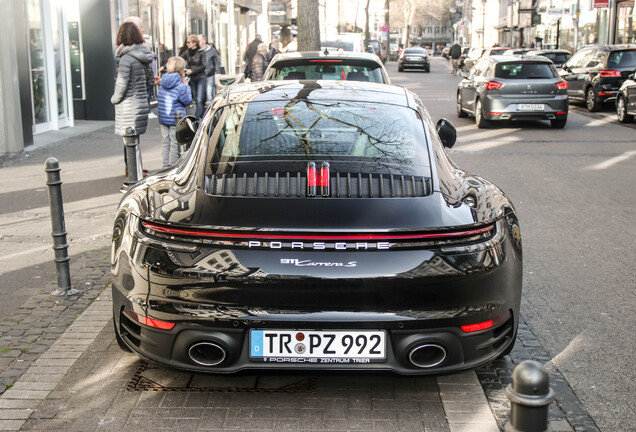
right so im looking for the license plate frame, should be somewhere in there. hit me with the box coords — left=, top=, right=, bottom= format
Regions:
left=249, top=329, right=386, bottom=363
left=517, top=103, right=545, bottom=111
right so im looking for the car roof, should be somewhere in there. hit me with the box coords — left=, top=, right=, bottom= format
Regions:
left=528, top=49, right=570, bottom=54
left=270, top=51, right=382, bottom=64
left=487, top=55, right=554, bottom=64
left=579, top=44, right=636, bottom=52
left=219, top=80, right=411, bottom=107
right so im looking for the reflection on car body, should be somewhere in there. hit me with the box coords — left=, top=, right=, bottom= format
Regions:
left=111, top=80, right=522, bottom=374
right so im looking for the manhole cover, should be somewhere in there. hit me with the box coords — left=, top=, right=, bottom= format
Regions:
left=127, top=361, right=316, bottom=393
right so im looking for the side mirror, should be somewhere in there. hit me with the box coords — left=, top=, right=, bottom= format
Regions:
left=436, top=118, right=457, bottom=149
left=175, top=115, right=199, bottom=150
left=459, top=71, right=468, bottom=79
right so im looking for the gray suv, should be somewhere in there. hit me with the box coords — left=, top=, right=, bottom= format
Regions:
left=457, top=55, right=569, bottom=128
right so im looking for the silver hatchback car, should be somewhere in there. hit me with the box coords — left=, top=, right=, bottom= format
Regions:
left=457, top=55, right=569, bottom=128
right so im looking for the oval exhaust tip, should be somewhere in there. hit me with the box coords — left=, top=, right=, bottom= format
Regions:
left=409, top=343, right=447, bottom=368
left=188, top=342, right=227, bottom=366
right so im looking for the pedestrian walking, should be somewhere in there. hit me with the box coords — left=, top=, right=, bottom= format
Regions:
left=180, top=34, right=207, bottom=118
left=250, top=43, right=269, bottom=81
left=243, top=34, right=263, bottom=79
left=267, top=39, right=281, bottom=63
left=199, top=34, right=220, bottom=106
left=111, top=21, right=155, bottom=177
left=157, top=56, right=192, bottom=168
left=449, top=42, right=462, bottom=75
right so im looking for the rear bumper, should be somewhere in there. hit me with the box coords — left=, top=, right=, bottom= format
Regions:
left=111, top=216, right=522, bottom=374
left=483, top=95, right=568, bottom=121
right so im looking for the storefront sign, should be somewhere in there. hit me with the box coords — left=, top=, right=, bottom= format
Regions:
left=593, top=0, right=609, bottom=8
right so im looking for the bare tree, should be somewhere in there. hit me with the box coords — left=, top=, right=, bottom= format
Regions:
left=298, top=0, right=321, bottom=51
left=390, top=0, right=454, bottom=45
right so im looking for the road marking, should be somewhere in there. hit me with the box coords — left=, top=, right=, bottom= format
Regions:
left=586, top=150, right=636, bottom=170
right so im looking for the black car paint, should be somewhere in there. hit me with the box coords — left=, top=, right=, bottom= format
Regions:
left=616, top=72, right=636, bottom=122
left=560, top=45, right=636, bottom=111
left=111, top=81, right=522, bottom=374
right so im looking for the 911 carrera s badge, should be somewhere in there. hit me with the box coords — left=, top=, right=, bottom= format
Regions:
left=281, top=258, right=357, bottom=267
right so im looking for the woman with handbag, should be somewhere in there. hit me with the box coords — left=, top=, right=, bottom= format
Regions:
left=111, top=21, right=154, bottom=178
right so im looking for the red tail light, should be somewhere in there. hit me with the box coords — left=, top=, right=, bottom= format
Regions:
left=124, top=308, right=175, bottom=330
left=599, top=70, right=621, bottom=77
left=141, top=221, right=495, bottom=242
left=309, top=59, right=343, bottom=63
left=555, top=81, right=567, bottom=89
left=485, top=81, right=503, bottom=90
left=307, top=162, right=317, bottom=197
left=461, top=311, right=510, bottom=333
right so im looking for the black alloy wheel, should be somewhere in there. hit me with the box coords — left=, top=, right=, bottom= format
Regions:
left=616, top=95, right=634, bottom=123
left=457, top=92, right=467, bottom=118
left=586, top=87, right=600, bottom=112
left=475, top=99, right=489, bottom=128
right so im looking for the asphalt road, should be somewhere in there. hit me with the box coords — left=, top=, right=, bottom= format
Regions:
left=389, top=56, right=635, bottom=431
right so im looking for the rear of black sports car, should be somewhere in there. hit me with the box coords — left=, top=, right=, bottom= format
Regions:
left=111, top=81, right=522, bottom=375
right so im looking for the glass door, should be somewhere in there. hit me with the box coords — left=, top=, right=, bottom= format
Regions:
left=25, top=0, right=73, bottom=134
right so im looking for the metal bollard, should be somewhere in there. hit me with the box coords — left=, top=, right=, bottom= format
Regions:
left=504, top=360, right=555, bottom=432
left=45, top=158, right=78, bottom=296
left=122, top=127, right=142, bottom=192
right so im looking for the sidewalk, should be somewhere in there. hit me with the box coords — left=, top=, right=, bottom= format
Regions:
left=0, top=119, right=595, bottom=431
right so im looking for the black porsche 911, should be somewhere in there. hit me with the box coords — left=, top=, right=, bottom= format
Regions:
left=111, top=80, right=522, bottom=375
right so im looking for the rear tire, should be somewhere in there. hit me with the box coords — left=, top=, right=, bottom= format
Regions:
left=398, top=65, right=403, bottom=72
left=475, top=99, right=489, bottom=128
left=586, top=87, right=600, bottom=112
left=550, top=118, right=567, bottom=128
left=617, top=95, right=634, bottom=123
left=457, top=93, right=467, bottom=118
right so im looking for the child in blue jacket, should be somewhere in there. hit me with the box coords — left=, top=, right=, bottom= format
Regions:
left=157, top=56, right=192, bottom=168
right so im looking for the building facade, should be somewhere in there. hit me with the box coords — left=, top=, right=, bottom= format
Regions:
left=2, top=0, right=264, bottom=156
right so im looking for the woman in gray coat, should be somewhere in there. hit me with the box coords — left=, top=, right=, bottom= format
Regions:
left=111, top=21, right=154, bottom=177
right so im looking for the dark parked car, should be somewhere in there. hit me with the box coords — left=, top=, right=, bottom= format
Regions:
left=111, top=80, right=522, bottom=374
left=398, top=47, right=430, bottom=72
left=616, top=70, right=636, bottom=123
left=559, top=44, right=636, bottom=111
left=526, top=49, right=572, bottom=68
left=263, top=51, right=390, bottom=83
left=368, top=39, right=386, bottom=63
left=457, top=55, right=569, bottom=128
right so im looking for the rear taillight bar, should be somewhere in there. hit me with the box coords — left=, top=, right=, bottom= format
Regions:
left=141, top=221, right=494, bottom=242
left=555, top=81, right=567, bottom=89
left=599, top=70, right=621, bottom=77
left=123, top=308, right=175, bottom=330
left=461, top=311, right=510, bottom=333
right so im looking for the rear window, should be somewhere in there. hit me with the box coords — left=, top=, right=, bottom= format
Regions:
left=490, top=49, right=508, bottom=56
left=495, top=62, right=557, bottom=79
left=404, top=49, right=427, bottom=56
left=210, top=101, right=429, bottom=165
left=321, top=41, right=354, bottom=51
left=266, top=60, right=385, bottom=83
left=608, top=50, right=636, bottom=68
left=543, top=53, right=570, bottom=63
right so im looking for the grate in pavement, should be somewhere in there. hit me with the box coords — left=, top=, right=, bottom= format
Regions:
left=126, top=361, right=316, bottom=393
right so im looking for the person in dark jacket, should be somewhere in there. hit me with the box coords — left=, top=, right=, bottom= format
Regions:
left=111, top=21, right=155, bottom=177
left=267, top=39, right=281, bottom=63
left=449, top=42, right=462, bottom=75
left=243, top=34, right=263, bottom=79
left=199, top=34, right=220, bottom=106
left=180, top=34, right=207, bottom=118
left=250, top=43, right=269, bottom=81
left=157, top=56, right=192, bottom=168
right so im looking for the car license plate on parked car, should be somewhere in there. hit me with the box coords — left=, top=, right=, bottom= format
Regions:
left=250, top=329, right=386, bottom=362
left=517, top=104, right=545, bottom=111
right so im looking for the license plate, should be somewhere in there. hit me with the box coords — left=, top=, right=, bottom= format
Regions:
left=517, top=104, right=544, bottom=111
left=250, top=329, right=386, bottom=362
left=407, top=56, right=421, bottom=61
